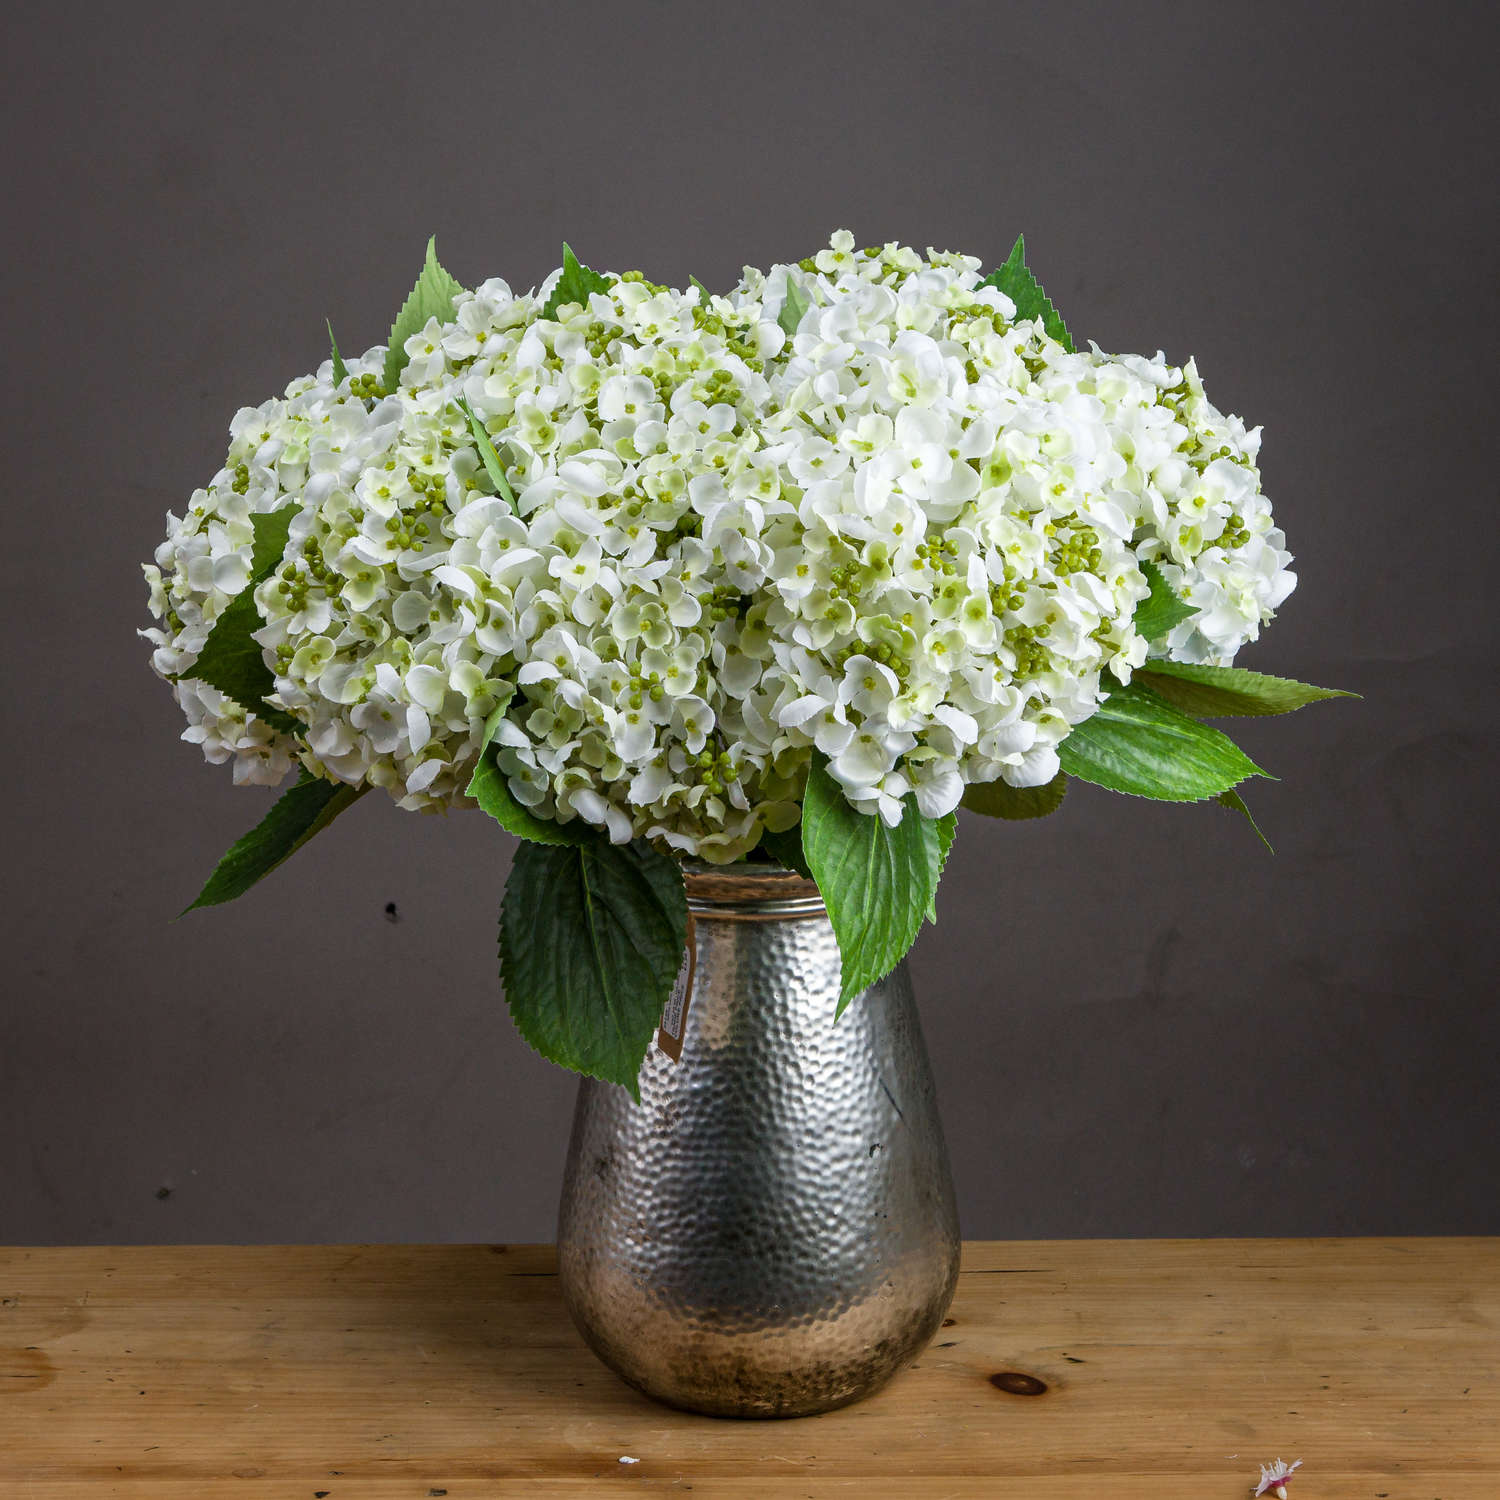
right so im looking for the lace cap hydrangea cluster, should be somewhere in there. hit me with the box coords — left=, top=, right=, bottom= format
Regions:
left=143, top=232, right=1295, bottom=862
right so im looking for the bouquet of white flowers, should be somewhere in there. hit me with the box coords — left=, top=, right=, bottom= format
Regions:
left=143, top=232, right=1348, bottom=1089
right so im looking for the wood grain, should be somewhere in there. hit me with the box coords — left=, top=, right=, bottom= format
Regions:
left=2, top=1239, right=1495, bottom=1498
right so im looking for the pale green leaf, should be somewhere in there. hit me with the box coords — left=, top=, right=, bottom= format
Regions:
left=801, top=755, right=955, bottom=1013
left=541, top=243, right=612, bottom=321
left=778, top=277, right=811, bottom=338
left=499, top=839, right=688, bottom=1096
left=1133, top=559, right=1199, bottom=642
left=1057, top=681, right=1270, bottom=801
left=186, top=507, right=300, bottom=734
left=383, top=236, right=466, bottom=394
left=961, top=771, right=1068, bottom=821
left=326, top=320, right=348, bottom=385
left=1136, top=661, right=1358, bottom=718
left=456, top=397, right=517, bottom=508
left=976, top=235, right=1074, bottom=352
left=183, top=773, right=367, bottom=913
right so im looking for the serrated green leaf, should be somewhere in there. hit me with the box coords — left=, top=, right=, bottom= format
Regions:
left=927, top=811, right=958, bottom=925
left=541, top=243, right=612, bottom=321
left=456, top=397, right=517, bottom=508
left=961, top=771, right=1068, bottom=821
left=183, top=772, right=367, bottom=913
left=1057, top=681, right=1270, bottom=801
left=383, top=236, right=466, bottom=394
left=1218, top=788, right=1273, bottom=853
left=801, top=755, right=955, bottom=1014
left=326, top=320, right=349, bottom=385
left=778, top=277, right=812, bottom=338
left=499, top=839, right=687, bottom=1096
left=1136, top=661, right=1358, bottom=718
left=759, top=824, right=813, bottom=879
left=977, top=235, right=1074, bottom=352
left=468, top=757, right=594, bottom=845
left=466, top=701, right=593, bottom=845
left=187, top=507, right=300, bottom=733
left=1133, top=559, right=1199, bottom=642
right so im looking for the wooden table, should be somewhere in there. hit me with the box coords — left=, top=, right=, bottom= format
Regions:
left=2, top=1240, right=1495, bottom=1497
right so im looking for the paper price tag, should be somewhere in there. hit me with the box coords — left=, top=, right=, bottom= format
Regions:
left=656, top=915, right=697, bottom=1062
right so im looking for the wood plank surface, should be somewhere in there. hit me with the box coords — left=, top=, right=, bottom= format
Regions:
left=2, top=1239, right=1495, bottom=1498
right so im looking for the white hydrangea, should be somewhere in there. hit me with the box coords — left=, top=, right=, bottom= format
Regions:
left=143, top=233, right=1295, bottom=859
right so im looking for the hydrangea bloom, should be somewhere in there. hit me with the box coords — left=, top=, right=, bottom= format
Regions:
left=143, top=233, right=1295, bottom=861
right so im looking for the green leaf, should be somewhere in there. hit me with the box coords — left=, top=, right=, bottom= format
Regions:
left=760, top=824, right=813, bottom=879
left=1135, top=661, right=1358, bottom=718
left=541, top=243, right=612, bottom=321
left=466, top=703, right=593, bottom=846
left=1133, top=559, right=1199, bottom=642
left=800, top=756, right=956, bottom=1013
left=383, top=236, right=466, bottom=394
left=455, top=397, right=517, bottom=508
left=689, top=274, right=711, bottom=298
left=977, top=235, right=1074, bottom=352
left=961, top=771, right=1068, bottom=821
left=778, top=277, right=811, bottom=338
left=468, top=758, right=593, bottom=846
left=1057, top=680, right=1270, bottom=801
left=244, top=504, right=296, bottom=576
left=1218, top=788, right=1273, bottom=853
left=183, top=772, right=367, bottom=913
left=326, top=320, right=349, bottom=385
left=499, top=839, right=688, bottom=1096
left=187, top=507, right=300, bottom=733
left=927, top=811, right=958, bottom=925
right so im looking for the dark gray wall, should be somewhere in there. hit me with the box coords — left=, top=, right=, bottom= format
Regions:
left=3, top=0, right=1496, bottom=1245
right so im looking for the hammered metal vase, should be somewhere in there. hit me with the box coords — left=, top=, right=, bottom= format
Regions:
left=556, top=861, right=961, bottom=1418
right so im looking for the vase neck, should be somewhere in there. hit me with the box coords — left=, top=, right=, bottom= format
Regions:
left=683, top=861, right=824, bottom=920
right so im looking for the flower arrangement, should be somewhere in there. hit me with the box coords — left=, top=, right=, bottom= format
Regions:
left=143, top=232, right=1349, bottom=1090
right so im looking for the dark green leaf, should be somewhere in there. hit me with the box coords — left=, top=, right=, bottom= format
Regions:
left=456, top=397, right=517, bottom=508
left=778, top=277, right=811, bottom=338
left=187, top=507, right=300, bottom=733
left=760, top=824, right=813, bottom=879
left=466, top=702, right=592, bottom=845
left=1133, top=559, right=1199, bottom=642
left=183, top=772, right=367, bottom=913
left=499, top=839, right=688, bottom=1096
left=800, top=755, right=955, bottom=1013
left=1057, top=681, right=1270, bottom=801
left=1136, top=661, right=1358, bottom=718
left=1218, top=788, right=1274, bottom=853
left=326, top=320, right=349, bottom=385
left=961, top=771, right=1068, bottom=821
left=977, top=235, right=1074, bottom=352
left=541, top=243, right=612, bottom=321
left=383, top=236, right=466, bottom=394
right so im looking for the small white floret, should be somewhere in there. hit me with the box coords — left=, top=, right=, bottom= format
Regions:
left=1253, top=1456, right=1302, bottom=1497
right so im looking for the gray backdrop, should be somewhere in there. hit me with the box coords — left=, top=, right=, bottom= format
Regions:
left=3, top=0, right=1496, bottom=1245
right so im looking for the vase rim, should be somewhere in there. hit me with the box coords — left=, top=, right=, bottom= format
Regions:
left=681, top=860, right=824, bottom=918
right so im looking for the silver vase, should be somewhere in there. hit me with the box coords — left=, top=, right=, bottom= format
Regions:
left=556, top=861, right=961, bottom=1418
